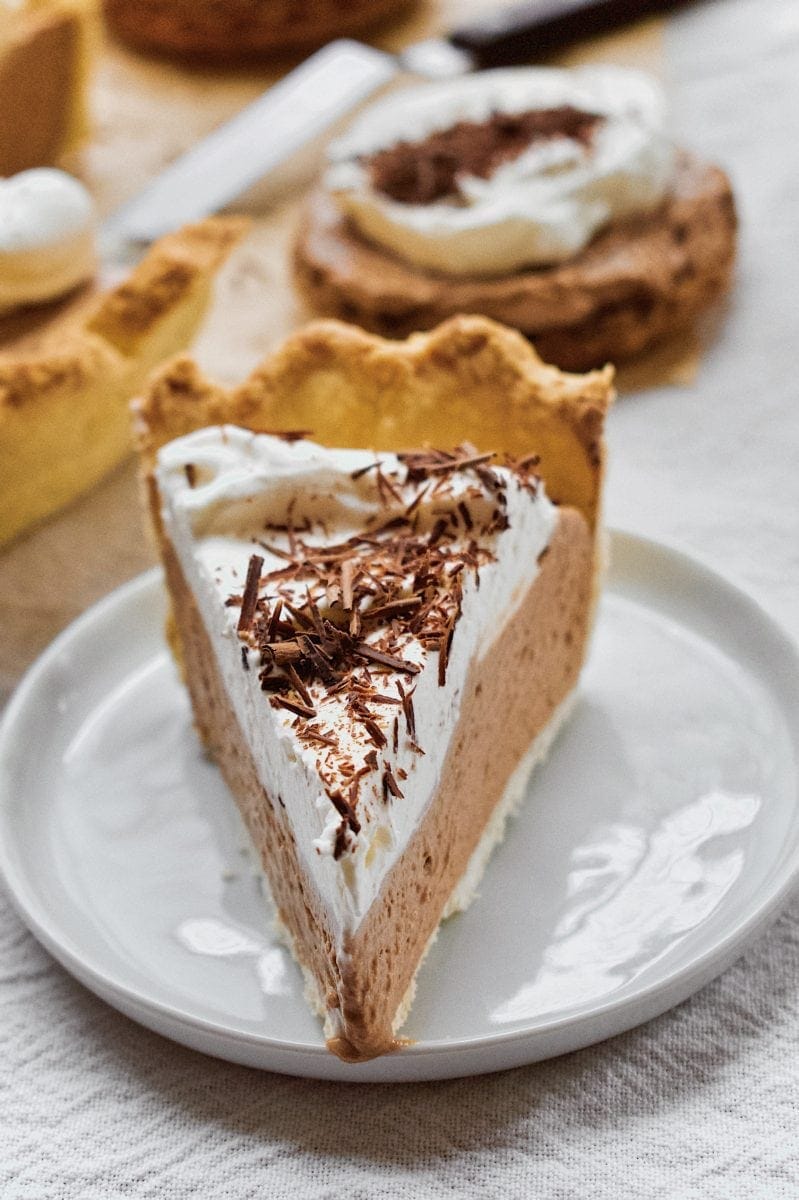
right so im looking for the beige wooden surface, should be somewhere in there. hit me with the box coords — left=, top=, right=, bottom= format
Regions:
left=0, top=4, right=665, bottom=702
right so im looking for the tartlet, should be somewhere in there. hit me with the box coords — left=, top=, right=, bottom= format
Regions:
left=294, top=67, right=737, bottom=370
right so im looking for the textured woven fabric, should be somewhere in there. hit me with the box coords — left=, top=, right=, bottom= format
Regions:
left=2, top=1, right=798, bottom=1195
left=1, top=897, right=797, bottom=1199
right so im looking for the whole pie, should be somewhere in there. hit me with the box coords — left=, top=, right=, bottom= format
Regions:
left=135, top=316, right=613, bottom=1061
left=294, top=66, right=737, bottom=370
left=0, top=216, right=246, bottom=547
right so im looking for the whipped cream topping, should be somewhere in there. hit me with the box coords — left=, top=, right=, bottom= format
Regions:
left=156, top=428, right=557, bottom=943
left=324, top=65, right=676, bottom=276
left=0, top=168, right=96, bottom=314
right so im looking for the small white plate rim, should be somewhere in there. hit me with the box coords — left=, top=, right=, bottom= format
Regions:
left=1, top=528, right=798, bottom=1081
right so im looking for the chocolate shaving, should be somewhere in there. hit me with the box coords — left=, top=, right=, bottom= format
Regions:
left=282, top=600, right=314, bottom=630
left=184, top=463, right=196, bottom=487
left=271, top=694, right=316, bottom=719
left=457, top=500, right=473, bottom=531
left=382, top=764, right=404, bottom=802
left=300, top=725, right=338, bottom=748
left=329, top=789, right=361, bottom=834
left=360, top=715, right=387, bottom=749
left=438, top=617, right=456, bottom=688
left=362, top=596, right=422, bottom=622
left=261, top=640, right=304, bottom=666
left=350, top=461, right=381, bottom=481
left=428, top=517, right=449, bottom=545
left=237, top=554, right=264, bottom=636
left=266, top=597, right=284, bottom=643
left=405, top=482, right=431, bottom=518
left=333, top=822, right=349, bottom=860
left=397, top=680, right=417, bottom=744
left=341, top=558, right=356, bottom=611
left=298, top=634, right=340, bottom=685
left=426, top=451, right=494, bottom=476
left=353, top=643, right=421, bottom=675
left=286, top=664, right=313, bottom=709
left=256, top=540, right=294, bottom=562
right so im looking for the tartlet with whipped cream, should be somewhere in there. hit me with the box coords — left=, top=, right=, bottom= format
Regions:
left=294, top=66, right=737, bottom=369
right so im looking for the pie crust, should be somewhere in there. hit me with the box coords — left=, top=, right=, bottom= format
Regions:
left=0, top=216, right=246, bottom=547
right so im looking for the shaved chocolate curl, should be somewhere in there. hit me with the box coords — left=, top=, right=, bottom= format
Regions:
left=237, top=554, right=264, bottom=636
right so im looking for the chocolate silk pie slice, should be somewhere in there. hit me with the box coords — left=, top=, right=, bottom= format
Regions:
left=135, top=316, right=613, bottom=1062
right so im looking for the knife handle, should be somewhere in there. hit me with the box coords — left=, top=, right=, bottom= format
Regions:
left=449, top=0, right=685, bottom=68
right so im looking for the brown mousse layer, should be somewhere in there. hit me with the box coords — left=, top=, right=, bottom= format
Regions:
left=368, top=107, right=604, bottom=206
left=161, top=503, right=594, bottom=1062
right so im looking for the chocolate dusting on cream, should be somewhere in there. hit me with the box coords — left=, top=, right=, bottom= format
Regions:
left=223, top=446, right=543, bottom=852
left=368, top=106, right=604, bottom=206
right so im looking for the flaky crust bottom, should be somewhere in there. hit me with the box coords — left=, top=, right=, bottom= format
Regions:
left=162, top=507, right=594, bottom=1061
left=293, top=153, right=737, bottom=371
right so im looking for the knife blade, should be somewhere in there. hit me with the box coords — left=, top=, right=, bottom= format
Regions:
left=102, top=0, right=684, bottom=255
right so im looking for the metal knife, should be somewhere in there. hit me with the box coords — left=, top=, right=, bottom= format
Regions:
left=103, top=0, right=683, bottom=254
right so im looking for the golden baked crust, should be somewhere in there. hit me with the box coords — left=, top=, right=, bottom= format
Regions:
left=0, top=216, right=247, bottom=547
left=0, top=0, right=97, bottom=176
left=135, top=314, right=613, bottom=534
left=103, top=0, right=414, bottom=60
left=294, top=153, right=737, bottom=371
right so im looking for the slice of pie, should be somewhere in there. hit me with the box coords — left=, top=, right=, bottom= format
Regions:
left=135, top=316, right=613, bottom=1061
left=0, top=216, right=246, bottom=547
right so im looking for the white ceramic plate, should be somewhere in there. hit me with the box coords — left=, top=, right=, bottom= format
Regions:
left=2, top=531, right=799, bottom=1082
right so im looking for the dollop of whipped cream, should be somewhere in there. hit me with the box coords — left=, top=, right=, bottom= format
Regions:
left=0, top=168, right=96, bottom=314
left=324, top=65, right=676, bottom=277
left=156, top=428, right=557, bottom=940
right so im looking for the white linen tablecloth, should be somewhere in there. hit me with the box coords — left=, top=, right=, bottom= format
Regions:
left=2, top=1, right=798, bottom=1194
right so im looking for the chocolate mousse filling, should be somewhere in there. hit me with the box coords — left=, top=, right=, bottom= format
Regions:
left=367, top=106, right=604, bottom=205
